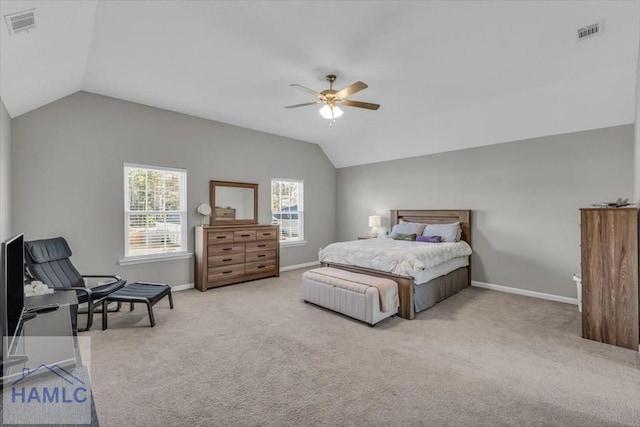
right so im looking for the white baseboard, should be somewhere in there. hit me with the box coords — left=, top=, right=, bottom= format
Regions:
left=171, top=283, right=194, bottom=292
left=471, top=280, right=578, bottom=305
left=280, top=261, right=320, bottom=272
left=170, top=264, right=320, bottom=291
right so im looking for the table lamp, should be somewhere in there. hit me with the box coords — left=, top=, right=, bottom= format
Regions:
left=368, top=215, right=381, bottom=237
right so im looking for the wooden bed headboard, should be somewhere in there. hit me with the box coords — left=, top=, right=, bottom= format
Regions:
left=390, top=210, right=472, bottom=247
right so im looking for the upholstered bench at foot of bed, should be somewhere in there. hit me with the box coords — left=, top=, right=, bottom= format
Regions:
left=302, top=267, right=398, bottom=326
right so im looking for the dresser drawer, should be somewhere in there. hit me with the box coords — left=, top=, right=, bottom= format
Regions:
left=246, top=241, right=277, bottom=252
left=245, top=260, right=276, bottom=275
left=256, top=229, right=278, bottom=241
left=245, top=250, right=276, bottom=263
left=234, top=230, right=256, bottom=242
left=208, top=264, right=245, bottom=282
left=208, top=231, right=234, bottom=244
left=208, top=253, right=245, bottom=267
left=208, top=243, right=244, bottom=256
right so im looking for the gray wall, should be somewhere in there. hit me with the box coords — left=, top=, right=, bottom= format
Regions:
left=336, top=125, right=634, bottom=298
left=12, top=91, right=336, bottom=286
left=0, top=98, right=11, bottom=241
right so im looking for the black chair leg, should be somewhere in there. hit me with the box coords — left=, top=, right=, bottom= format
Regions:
left=168, top=291, right=174, bottom=309
left=101, top=299, right=108, bottom=331
left=146, top=302, right=155, bottom=327
left=82, top=301, right=121, bottom=314
left=85, top=299, right=94, bottom=331
left=130, top=302, right=134, bottom=311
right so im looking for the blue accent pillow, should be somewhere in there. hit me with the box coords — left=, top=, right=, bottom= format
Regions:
left=416, top=235, right=442, bottom=243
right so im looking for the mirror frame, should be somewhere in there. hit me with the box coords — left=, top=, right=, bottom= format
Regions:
left=209, top=180, right=259, bottom=226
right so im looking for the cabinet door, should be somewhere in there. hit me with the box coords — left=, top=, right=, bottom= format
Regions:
left=581, top=209, right=638, bottom=350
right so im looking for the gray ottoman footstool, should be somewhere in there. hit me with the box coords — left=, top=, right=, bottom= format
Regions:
left=101, top=282, right=173, bottom=330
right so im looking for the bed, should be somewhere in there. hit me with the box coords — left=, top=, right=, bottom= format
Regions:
left=320, top=209, right=472, bottom=320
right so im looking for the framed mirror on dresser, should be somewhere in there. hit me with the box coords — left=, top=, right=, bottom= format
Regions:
left=209, top=180, right=258, bottom=225
left=195, top=180, right=279, bottom=291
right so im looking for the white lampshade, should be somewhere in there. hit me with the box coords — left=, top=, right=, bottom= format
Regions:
left=319, top=104, right=344, bottom=120
left=368, top=215, right=381, bottom=228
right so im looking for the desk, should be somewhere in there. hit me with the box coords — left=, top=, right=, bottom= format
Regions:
left=24, top=290, right=79, bottom=334
left=1, top=291, right=99, bottom=425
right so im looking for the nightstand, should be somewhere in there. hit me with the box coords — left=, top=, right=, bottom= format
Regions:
left=357, top=235, right=375, bottom=240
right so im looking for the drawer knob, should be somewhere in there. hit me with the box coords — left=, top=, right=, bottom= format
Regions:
left=223, top=270, right=232, bottom=274
left=241, top=234, right=250, bottom=237
left=258, top=244, right=266, bottom=248
left=222, top=248, right=232, bottom=251
left=258, top=254, right=265, bottom=258
left=223, top=258, right=232, bottom=262
left=216, top=236, right=226, bottom=239
left=257, top=265, right=265, bottom=269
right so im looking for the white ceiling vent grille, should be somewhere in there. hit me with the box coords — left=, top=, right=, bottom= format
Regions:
left=576, top=21, right=603, bottom=41
left=4, top=9, right=36, bottom=35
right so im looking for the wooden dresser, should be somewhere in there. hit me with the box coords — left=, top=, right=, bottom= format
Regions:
left=195, top=224, right=280, bottom=291
left=580, top=207, right=638, bottom=350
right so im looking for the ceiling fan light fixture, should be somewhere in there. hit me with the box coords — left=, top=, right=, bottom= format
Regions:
left=286, top=74, right=379, bottom=125
left=319, top=104, right=343, bottom=120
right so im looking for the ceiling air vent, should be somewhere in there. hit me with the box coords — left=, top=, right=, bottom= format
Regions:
left=576, top=21, right=602, bottom=41
left=4, top=9, right=36, bottom=35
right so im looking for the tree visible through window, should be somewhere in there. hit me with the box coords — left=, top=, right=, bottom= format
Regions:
left=271, top=179, right=304, bottom=243
left=124, top=164, right=187, bottom=257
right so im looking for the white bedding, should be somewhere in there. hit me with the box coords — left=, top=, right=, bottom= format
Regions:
left=414, top=256, right=468, bottom=284
left=318, top=238, right=472, bottom=282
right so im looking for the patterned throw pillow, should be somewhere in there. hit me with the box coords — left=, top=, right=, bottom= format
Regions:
left=392, top=233, right=417, bottom=241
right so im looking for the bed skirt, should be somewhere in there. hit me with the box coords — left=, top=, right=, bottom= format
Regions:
left=414, top=266, right=469, bottom=313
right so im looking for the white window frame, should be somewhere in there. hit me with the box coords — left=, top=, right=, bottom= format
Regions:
left=120, top=163, right=191, bottom=265
left=271, top=178, right=306, bottom=247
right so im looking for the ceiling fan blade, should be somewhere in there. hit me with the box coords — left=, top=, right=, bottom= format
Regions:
left=290, top=84, right=323, bottom=98
left=284, top=101, right=321, bottom=109
left=335, top=81, right=368, bottom=99
left=341, top=99, right=380, bottom=110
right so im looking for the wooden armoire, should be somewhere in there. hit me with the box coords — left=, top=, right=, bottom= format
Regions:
left=580, top=207, right=639, bottom=350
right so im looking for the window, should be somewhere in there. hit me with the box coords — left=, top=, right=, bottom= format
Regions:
left=271, top=179, right=304, bottom=244
left=124, top=164, right=187, bottom=260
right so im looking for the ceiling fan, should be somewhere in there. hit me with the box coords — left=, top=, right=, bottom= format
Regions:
left=285, top=74, right=380, bottom=124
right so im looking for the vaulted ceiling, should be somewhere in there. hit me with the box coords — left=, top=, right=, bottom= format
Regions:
left=1, top=1, right=638, bottom=168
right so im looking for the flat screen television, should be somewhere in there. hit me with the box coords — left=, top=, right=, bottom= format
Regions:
left=1, top=233, right=24, bottom=345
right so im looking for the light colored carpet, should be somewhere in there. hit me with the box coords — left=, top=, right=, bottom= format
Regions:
left=85, top=269, right=640, bottom=426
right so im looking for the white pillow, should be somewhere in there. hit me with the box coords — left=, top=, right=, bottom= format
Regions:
left=389, top=222, right=426, bottom=238
left=422, top=222, right=461, bottom=242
